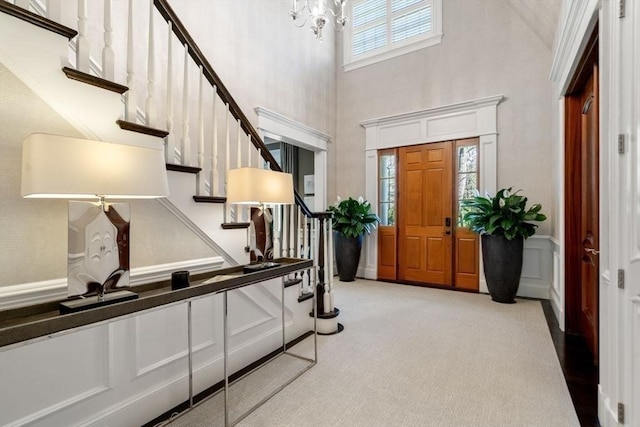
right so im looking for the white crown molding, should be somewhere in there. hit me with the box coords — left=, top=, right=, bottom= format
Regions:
left=0, top=257, right=225, bottom=310
left=549, top=0, right=599, bottom=93
left=360, top=94, right=504, bottom=128
left=254, top=106, right=330, bottom=152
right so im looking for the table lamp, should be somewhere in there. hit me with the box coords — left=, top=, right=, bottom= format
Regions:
left=21, top=133, right=169, bottom=313
left=226, top=167, right=294, bottom=273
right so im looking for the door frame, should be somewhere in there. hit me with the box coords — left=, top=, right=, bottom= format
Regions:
left=563, top=28, right=599, bottom=347
left=361, top=95, right=503, bottom=291
left=255, top=106, right=330, bottom=212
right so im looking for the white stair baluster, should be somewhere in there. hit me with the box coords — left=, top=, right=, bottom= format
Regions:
left=298, top=206, right=303, bottom=259
left=289, top=204, right=295, bottom=258
left=101, top=0, right=114, bottom=81
left=165, top=22, right=174, bottom=163
left=211, top=87, right=219, bottom=196
left=76, top=0, right=90, bottom=73
left=181, top=44, right=190, bottom=166
left=125, top=0, right=136, bottom=121
left=323, top=219, right=330, bottom=313
left=224, top=103, right=231, bottom=222
left=145, top=0, right=155, bottom=126
left=236, top=120, right=242, bottom=169
left=196, top=66, right=205, bottom=195
left=236, top=121, right=243, bottom=221
left=302, top=214, right=309, bottom=293
left=273, top=204, right=280, bottom=258
left=310, top=219, right=316, bottom=289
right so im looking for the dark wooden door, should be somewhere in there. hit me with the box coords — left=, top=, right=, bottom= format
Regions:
left=398, top=142, right=453, bottom=285
left=565, top=28, right=599, bottom=365
left=579, top=65, right=599, bottom=362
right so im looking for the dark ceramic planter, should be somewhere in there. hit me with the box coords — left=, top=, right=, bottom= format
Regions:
left=334, top=233, right=363, bottom=282
left=481, top=234, right=524, bottom=304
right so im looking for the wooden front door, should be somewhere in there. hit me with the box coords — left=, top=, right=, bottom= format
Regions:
left=398, top=142, right=453, bottom=285
left=579, top=65, right=599, bottom=362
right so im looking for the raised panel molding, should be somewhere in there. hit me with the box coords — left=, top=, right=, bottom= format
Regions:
left=0, top=326, right=111, bottom=426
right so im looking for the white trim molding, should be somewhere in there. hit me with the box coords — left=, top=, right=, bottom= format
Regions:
left=360, top=95, right=503, bottom=284
left=0, top=257, right=225, bottom=310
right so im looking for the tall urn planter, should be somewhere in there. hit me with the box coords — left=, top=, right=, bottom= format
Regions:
left=328, top=197, right=380, bottom=283
left=462, top=188, right=546, bottom=304
left=481, top=235, right=523, bottom=303
left=334, top=233, right=363, bottom=282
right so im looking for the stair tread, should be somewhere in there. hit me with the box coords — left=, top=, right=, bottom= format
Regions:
left=0, top=2, right=77, bottom=40
left=116, top=120, right=169, bottom=138
left=166, top=164, right=202, bottom=174
left=62, top=67, right=128, bottom=94
left=297, top=292, right=314, bottom=303
left=284, top=278, right=302, bottom=288
left=193, top=196, right=226, bottom=204
left=221, top=222, right=250, bottom=230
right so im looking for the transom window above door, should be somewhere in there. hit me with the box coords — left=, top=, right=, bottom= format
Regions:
left=344, top=0, right=443, bottom=71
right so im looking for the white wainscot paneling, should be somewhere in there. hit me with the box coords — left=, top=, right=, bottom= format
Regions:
left=0, top=325, right=110, bottom=426
left=228, top=280, right=282, bottom=339
left=517, top=236, right=553, bottom=299
left=134, top=303, right=188, bottom=378
left=550, top=238, right=563, bottom=329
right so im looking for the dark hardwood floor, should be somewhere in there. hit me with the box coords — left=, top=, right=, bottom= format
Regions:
left=541, top=300, right=599, bottom=427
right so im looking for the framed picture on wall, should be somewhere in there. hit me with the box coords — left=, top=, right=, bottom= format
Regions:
left=304, top=175, right=314, bottom=195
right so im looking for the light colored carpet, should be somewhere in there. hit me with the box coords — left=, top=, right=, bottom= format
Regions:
left=168, top=279, right=580, bottom=427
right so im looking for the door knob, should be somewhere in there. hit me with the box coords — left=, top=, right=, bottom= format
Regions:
left=584, top=247, right=600, bottom=255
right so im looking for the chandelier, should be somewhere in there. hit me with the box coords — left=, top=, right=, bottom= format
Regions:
left=290, top=0, right=348, bottom=41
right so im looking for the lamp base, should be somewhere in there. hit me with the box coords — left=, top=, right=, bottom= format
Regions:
left=59, top=290, right=138, bottom=314
left=243, top=262, right=281, bottom=274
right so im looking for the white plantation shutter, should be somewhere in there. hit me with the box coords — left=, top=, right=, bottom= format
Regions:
left=347, top=0, right=441, bottom=69
left=391, top=5, right=432, bottom=43
left=352, top=0, right=387, bottom=56
left=353, top=0, right=386, bottom=27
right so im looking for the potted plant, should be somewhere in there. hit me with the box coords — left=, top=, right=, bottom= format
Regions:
left=461, top=188, right=546, bottom=303
left=328, top=196, right=380, bottom=282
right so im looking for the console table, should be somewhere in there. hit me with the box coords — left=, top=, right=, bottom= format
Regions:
left=0, top=258, right=316, bottom=427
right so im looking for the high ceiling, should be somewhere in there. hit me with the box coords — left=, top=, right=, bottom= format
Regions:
left=507, top=0, right=563, bottom=49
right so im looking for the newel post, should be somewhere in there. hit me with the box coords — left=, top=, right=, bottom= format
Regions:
left=311, top=212, right=343, bottom=335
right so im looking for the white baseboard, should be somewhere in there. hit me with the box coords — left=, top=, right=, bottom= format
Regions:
left=598, top=385, right=617, bottom=427
left=0, top=257, right=224, bottom=310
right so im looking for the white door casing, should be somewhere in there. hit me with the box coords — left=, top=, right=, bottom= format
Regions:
left=255, top=107, right=330, bottom=212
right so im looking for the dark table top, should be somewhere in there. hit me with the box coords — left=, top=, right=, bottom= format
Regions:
left=0, top=258, right=313, bottom=348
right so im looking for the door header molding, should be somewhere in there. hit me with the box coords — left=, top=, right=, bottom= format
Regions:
left=360, top=95, right=504, bottom=151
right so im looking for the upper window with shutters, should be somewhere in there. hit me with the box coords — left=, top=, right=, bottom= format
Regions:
left=344, top=0, right=442, bottom=71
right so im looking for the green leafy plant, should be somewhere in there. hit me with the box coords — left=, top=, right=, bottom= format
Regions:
left=461, top=188, right=547, bottom=240
left=328, top=196, right=380, bottom=239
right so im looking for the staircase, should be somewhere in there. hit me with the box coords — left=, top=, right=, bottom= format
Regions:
left=0, top=0, right=340, bottom=317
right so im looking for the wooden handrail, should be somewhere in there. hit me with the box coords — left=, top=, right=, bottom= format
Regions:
left=152, top=0, right=316, bottom=217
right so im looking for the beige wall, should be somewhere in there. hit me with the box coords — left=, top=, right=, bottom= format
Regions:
left=334, top=0, right=557, bottom=235
left=0, top=65, right=218, bottom=286
left=167, top=0, right=337, bottom=139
